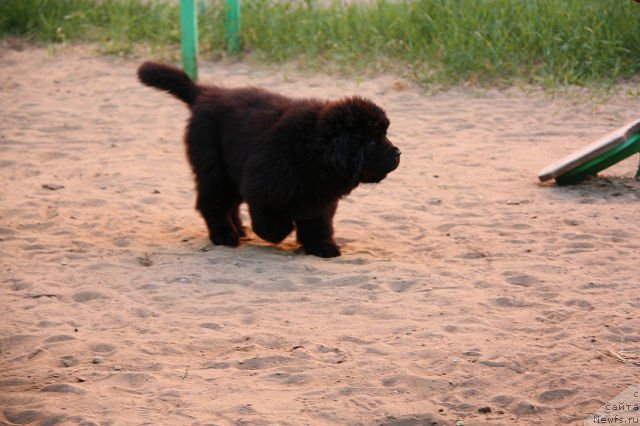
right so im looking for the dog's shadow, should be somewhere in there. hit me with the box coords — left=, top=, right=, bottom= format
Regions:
left=195, top=231, right=303, bottom=258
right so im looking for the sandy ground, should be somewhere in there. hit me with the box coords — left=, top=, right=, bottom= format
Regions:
left=1, top=43, right=639, bottom=426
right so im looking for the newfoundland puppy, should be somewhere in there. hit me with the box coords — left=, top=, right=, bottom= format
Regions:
left=137, top=61, right=400, bottom=257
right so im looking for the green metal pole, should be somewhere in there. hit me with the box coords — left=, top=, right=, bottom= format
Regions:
left=180, top=0, right=198, bottom=80
left=226, top=0, right=241, bottom=53
left=555, top=134, right=640, bottom=185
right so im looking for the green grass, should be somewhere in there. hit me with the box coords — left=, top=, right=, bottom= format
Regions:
left=1, top=0, right=639, bottom=88
left=0, top=0, right=182, bottom=56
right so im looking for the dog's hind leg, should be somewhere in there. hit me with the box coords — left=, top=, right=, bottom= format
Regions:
left=187, top=116, right=244, bottom=247
left=195, top=174, right=242, bottom=247
left=295, top=202, right=341, bottom=258
left=249, top=205, right=294, bottom=244
left=230, top=201, right=246, bottom=238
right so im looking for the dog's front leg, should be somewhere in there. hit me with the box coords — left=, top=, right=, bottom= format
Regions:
left=295, top=202, right=340, bottom=258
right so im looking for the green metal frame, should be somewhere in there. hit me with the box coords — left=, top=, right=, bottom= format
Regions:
left=180, top=0, right=241, bottom=81
left=180, top=0, right=198, bottom=80
left=556, top=133, right=640, bottom=185
left=225, top=0, right=241, bottom=52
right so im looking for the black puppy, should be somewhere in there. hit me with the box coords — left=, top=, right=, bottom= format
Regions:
left=138, top=61, right=400, bottom=257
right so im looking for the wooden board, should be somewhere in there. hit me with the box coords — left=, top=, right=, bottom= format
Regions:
left=538, top=119, right=640, bottom=182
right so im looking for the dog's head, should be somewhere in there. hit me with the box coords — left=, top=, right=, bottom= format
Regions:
left=319, top=96, right=400, bottom=185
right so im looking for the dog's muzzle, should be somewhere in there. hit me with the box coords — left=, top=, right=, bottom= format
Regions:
left=360, top=147, right=401, bottom=183
left=390, top=147, right=401, bottom=170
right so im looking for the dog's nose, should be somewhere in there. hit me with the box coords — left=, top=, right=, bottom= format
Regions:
left=392, top=148, right=401, bottom=161
left=389, top=147, right=401, bottom=170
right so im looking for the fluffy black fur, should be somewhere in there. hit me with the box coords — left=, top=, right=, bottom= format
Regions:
left=137, top=61, right=400, bottom=257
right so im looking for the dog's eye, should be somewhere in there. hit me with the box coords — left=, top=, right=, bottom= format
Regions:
left=367, top=139, right=377, bottom=147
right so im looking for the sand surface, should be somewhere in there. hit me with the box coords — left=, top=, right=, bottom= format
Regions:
left=1, top=44, right=639, bottom=426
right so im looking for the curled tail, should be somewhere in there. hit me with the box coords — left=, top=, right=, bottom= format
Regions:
left=137, top=61, right=200, bottom=105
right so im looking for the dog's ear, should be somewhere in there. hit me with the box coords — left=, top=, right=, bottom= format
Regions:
left=320, top=101, right=356, bottom=171
left=324, top=132, right=364, bottom=180
left=319, top=98, right=376, bottom=181
left=324, top=132, right=350, bottom=171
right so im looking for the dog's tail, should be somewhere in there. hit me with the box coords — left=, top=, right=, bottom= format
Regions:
left=137, top=61, right=200, bottom=106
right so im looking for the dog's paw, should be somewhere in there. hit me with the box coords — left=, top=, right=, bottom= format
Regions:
left=236, top=226, right=247, bottom=238
left=303, top=241, right=341, bottom=258
left=211, top=230, right=240, bottom=247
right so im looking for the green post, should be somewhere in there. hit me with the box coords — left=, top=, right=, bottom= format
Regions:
left=180, top=0, right=198, bottom=80
left=226, top=0, right=241, bottom=52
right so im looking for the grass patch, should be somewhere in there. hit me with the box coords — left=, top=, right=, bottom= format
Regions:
left=1, top=0, right=639, bottom=88
left=0, top=0, right=182, bottom=55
